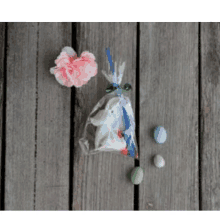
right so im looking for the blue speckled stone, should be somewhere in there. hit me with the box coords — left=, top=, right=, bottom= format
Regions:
left=154, top=126, right=167, bottom=144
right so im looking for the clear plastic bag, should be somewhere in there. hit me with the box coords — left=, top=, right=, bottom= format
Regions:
left=79, top=49, right=139, bottom=159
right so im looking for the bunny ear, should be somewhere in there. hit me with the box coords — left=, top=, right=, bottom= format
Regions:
left=94, top=126, right=110, bottom=149
left=90, top=110, right=109, bottom=126
left=105, top=97, right=120, bottom=110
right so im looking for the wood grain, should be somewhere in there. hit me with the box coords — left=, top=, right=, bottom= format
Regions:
left=0, top=22, right=5, bottom=210
left=72, top=23, right=136, bottom=210
left=5, top=23, right=38, bottom=210
left=201, top=23, right=220, bottom=210
left=35, top=23, right=71, bottom=210
left=139, top=23, right=199, bottom=210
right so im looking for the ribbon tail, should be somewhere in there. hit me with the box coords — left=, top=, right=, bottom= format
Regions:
left=105, top=48, right=115, bottom=74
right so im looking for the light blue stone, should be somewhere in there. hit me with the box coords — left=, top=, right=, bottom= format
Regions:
left=154, top=126, right=167, bottom=144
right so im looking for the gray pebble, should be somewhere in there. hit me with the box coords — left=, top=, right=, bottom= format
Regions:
left=131, top=167, right=144, bottom=185
left=154, top=155, right=165, bottom=168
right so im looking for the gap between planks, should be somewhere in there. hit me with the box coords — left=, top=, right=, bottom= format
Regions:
left=0, top=22, right=7, bottom=211
left=134, top=22, right=140, bottom=211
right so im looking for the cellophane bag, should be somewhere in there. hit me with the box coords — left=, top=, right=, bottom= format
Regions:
left=79, top=50, right=139, bottom=159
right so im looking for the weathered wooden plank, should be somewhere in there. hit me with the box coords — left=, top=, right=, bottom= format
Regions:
left=5, top=23, right=38, bottom=210
left=35, top=23, right=71, bottom=210
left=72, top=23, right=136, bottom=210
left=139, top=23, right=199, bottom=210
left=0, top=22, right=6, bottom=210
left=201, top=23, right=220, bottom=210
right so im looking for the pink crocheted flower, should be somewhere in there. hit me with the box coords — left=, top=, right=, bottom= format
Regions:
left=50, top=47, right=98, bottom=87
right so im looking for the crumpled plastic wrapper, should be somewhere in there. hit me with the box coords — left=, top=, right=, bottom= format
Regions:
left=79, top=52, right=139, bottom=159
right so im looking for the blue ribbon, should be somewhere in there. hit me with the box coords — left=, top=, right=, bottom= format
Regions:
left=105, top=48, right=115, bottom=75
left=122, top=106, right=136, bottom=157
left=105, top=48, right=121, bottom=96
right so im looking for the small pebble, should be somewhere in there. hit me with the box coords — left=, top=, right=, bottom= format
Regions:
left=131, top=167, right=144, bottom=185
left=154, top=126, right=167, bottom=144
left=154, top=155, right=165, bottom=168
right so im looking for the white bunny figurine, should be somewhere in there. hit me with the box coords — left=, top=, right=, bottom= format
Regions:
left=90, top=96, right=126, bottom=151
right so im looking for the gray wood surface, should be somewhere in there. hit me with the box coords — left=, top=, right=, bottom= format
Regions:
left=5, top=22, right=71, bottom=210
left=5, top=23, right=38, bottom=210
left=72, top=23, right=137, bottom=210
left=201, top=23, right=220, bottom=210
left=35, top=23, right=71, bottom=210
left=139, top=23, right=199, bottom=210
left=5, top=22, right=219, bottom=210
left=0, top=22, right=5, bottom=210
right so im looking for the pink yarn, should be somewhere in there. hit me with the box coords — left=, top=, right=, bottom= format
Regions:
left=52, top=51, right=97, bottom=87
